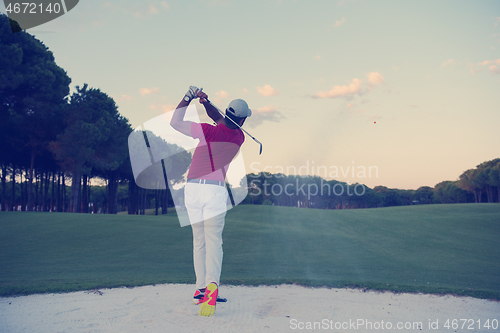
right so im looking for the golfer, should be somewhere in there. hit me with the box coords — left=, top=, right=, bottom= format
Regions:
left=170, top=86, right=251, bottom=317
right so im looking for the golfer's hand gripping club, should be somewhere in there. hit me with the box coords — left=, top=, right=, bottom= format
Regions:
left=184, top=86, right=202, bottom=102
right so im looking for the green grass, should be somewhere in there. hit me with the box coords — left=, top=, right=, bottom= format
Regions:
left=116, top=207, right=178, bottom=215
left=1, top=203, right=499, bottom=299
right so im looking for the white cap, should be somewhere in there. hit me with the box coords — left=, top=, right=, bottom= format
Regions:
left=226, top=99, right=251, bottom=118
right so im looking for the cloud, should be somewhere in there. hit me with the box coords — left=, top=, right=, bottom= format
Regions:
left=149, top=5, right=159, bottom=14
left=129, top=2, right=170, bottom=19
left=314, top=78, right=363, bottom=98
left=443, top=58, right=500, bottom=75
left=210, top=90, right=230, bottom=105
left=215, top=90, right=229, bottom=99
left=254, top=106, right=277, bottom=113
left=150, top=104, right=176, bottom=112
left=477, top=59, right=500, bottom=66
left=367, top=72, right=384, bottom=86
left=475, top=59, right=500, bottom=74
left=120, top=94, right=135, bottom=101
left=161, top=104, right=176, bottom=112
left=489, top=65, right=500, bottom=75
left=345, top=102, right=366, bottom=115
left=133, top=11, right=145, bottom=19
left=248, top=105, right=286, bottom=128
left=466, top=59, right=500, bottom=74
left=200, top=0, right=230, bottom=6
left=441, top=59, right=454, bottom=67
left=495, top=17, right=500, bottom=28
left=315, top=55, right=322, bottom=60
left=161, top=1, right=170, bottom=10
left=345, top=105, right=378, bottom=122
left=256, top=84, right=280, bottom=97
left=314, top=72, right=384, bottom=99
left=140, top=87, right=159, bottom=97
left=334, top=17, right=346, bottom=27
left=206, top=90, right=230, bottom=106
left=468, top=63, right=481, bottom=74
left=148, top=2, right=169, bottom=13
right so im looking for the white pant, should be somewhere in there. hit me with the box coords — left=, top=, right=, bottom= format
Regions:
left=185, top=182, right=228, bottom=289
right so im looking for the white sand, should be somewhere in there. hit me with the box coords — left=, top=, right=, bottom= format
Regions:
left=1, top=284, right=499, bottom=333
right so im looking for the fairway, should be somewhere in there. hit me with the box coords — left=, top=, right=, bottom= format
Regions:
left=1, top=204, right=499, bottom=299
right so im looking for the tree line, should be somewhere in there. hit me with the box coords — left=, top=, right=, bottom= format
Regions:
left=0, top=14, right=182, bottom=215
left=241, top=157, right=500, bottom=209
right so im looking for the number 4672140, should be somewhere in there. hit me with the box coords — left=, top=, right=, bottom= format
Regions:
left=6, top=2, right=62, bottom=14
left=444, top=319, right=498, bottom=330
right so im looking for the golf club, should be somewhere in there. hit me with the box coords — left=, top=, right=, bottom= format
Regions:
left=205, top=99, right=263, bottom=155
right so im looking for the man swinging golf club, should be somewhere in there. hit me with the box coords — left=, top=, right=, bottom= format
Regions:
left=170, top=86, right=251, bottom=317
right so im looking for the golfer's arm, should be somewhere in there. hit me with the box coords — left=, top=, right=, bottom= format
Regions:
left=202, top=101, right=224, bottom=124
left=170, top=99, right=194, bottom=136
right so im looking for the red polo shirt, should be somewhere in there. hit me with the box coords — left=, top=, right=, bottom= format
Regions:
left=187, top=122, right=245, bottom=182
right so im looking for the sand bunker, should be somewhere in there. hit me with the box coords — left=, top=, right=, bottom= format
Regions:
left=1, top=284, right=499, bottom=332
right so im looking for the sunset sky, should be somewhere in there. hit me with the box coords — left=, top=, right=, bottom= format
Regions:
left=3, top=0, right=499, bottom=189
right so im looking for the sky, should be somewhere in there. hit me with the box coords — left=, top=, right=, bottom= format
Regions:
left=2, top=0, right=499, bottom=189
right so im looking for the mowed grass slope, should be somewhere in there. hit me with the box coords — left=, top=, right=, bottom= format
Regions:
left=0, top=204, right=499, bottom=299
left=0, top=212, right=193, bottom=295
left=222, top=204, right=500, bottom=299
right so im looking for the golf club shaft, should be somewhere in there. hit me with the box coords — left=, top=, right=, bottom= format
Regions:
left=205, top=99, right=263, bottom=154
